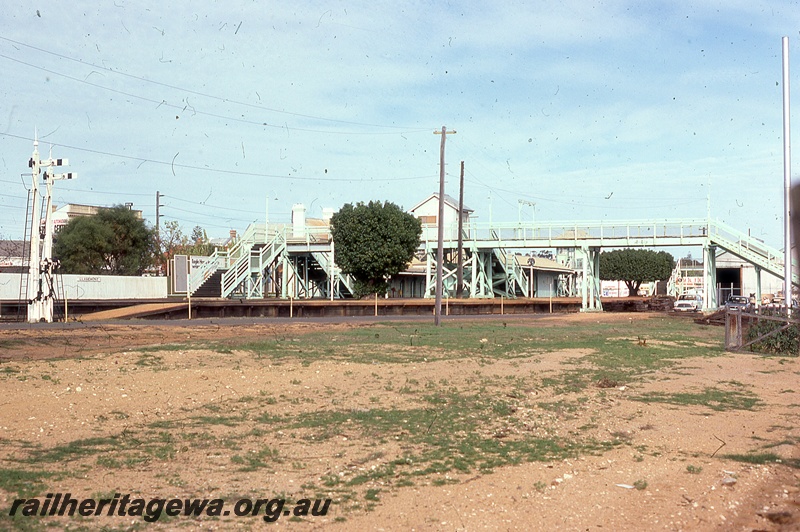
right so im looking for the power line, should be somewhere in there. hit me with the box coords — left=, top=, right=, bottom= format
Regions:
left=160, top=204, right=255, bottom=222
left=0, top=52, right=429, bottom=137
left=55, top=188, right=150, bottom=197
left=0, top=35, right=427, bottom=132
left=161, top=194, right=267, bottom=215
left=0, top=132, right=437, bottom=183
left=159, top=216, right=247, bottom=231
left=449, top=135, right=710, bottom=209
left=0, top=192, right=28, bottom=201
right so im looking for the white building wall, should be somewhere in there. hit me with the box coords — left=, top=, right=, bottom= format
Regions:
left=716, top=252, right=784, bottom=299
left=535, top=272, right=560, bottom=297
left=741, top=265, right=783, bottom=298
left=412, top=198, right=463, bottom=241
left=0, top=273, right=168, bottom=300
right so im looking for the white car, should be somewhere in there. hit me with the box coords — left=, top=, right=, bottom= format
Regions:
left=673, top=294, right=702, bottom=312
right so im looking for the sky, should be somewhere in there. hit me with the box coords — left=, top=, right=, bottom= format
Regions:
left=1, top=0, right=800, bottom=249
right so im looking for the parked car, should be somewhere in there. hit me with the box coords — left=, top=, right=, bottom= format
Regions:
left=673, top=293, right=703, bottom=312
left=725, top=295, right=751, bottom=312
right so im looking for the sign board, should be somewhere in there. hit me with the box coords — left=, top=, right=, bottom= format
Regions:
left=173, top=255, right=188, bottom=293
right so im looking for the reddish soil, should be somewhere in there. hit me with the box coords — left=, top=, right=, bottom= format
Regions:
left=0, top=314, right=798, bottom=531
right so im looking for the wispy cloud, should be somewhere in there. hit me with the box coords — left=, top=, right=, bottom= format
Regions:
left=0, top=0, right=797, bottom=245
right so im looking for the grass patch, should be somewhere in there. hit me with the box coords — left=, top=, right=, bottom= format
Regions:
left=136, top=343, right=198, bottom=353
left=0, top=468, right=54, bottom=498
left=631, top=387, right=761, bottom=411
left=25, top=436, right=122, bottom=464
left=134, top=353, right=166, bottom=369
left=231, top=446, right=281, bottom=472
left=723, top=452, right=781, bottom=465
left=289, top=390, right=621, bottom=482
left=0, top=315, right=735, bottom=519
left=191, top=414, right=247, bottom=427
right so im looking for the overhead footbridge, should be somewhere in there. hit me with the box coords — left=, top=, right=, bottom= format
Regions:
left=187, top=218, right=794, bottom=312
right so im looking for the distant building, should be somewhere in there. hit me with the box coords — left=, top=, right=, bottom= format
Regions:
left=715, top=250, right=784, bottom=304
left=409, top=193, right=473, bottom=241
left=0, top=240, right=26, bottom=273
left=208, top=230, right=238, bottom=249
left=50, top=203, right=143, bottom=232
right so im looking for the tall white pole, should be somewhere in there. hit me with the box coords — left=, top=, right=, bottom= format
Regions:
left=26, top=141, right=75, bottom=323
left=187, top=264, right=192, bottom=320
left=330, top=240, right=335, bottom=301
left=27, top=137, right=42, bottom=322
left=41, top=173, right=55, bottom=321
left=782, top=37, right=792, bottom=311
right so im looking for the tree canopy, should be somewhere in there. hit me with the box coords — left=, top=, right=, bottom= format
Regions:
left=54, top=206, right=157, bottom=275
left=156, top=220, right=214, bottom=272
left=599, top=249, right=674, bottom=296
left=330, top=200, right=422, bottom=297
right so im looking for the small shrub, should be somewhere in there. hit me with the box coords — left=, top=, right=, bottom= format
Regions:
left=746, top=310, right=800, bottom=355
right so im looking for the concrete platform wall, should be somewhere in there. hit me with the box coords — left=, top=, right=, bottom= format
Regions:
left=0, top=273, right=168, bottom=300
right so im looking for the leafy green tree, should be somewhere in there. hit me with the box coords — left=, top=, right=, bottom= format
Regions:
left=188, top=226, right=214, bottom=256
left=330, top=200, right=422, bottom=297
left=157, top=221, right=214, bottom=272
left=599, top=249, right=674, bottom=296
left=54, top=206, right=157, bottom=275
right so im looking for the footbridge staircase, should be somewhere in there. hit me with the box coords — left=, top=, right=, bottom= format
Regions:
left=187, top=217, right=795, bottom=311
left=188, top=224, right=354, bottom=300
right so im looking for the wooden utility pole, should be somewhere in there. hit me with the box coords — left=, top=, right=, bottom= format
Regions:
left=155, top=190, right=165, bottom=273
left=155, top=191, right=164, bottom=235
left=456, top=161, right=465, bottom=298
left=433, top=126, right=455, bottom=326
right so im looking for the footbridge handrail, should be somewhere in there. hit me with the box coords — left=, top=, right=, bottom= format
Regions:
left=707, top=219, right=797, bottom=285
left=188, top=223, right=265, bottom=295
left=422, top=218, right=713, bottom=247
left=187, top=249, right=227, bottom=295
left=707, top=219, right=783, bottom=266
left=221, top=228, right=285, bottom=298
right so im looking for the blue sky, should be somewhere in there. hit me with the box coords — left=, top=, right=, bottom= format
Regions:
left=1, top=1, right=799, bottom=248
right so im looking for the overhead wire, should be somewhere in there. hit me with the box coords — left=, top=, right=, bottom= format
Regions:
left=161, top=194, right=267, bottom=215
left=0, top=52, right=429, bottom=137
left=2, top=39, right=707, bottom=226
left=160, top=204, right=255, bottom=223
left=0, top=53, right=346, bottom=135
left=0, top=35, right=427, bottom=132
left=156, top=213, right=252, bottom=230
left=449, top=134, right=707, bottom=210
left=1, top=132, right=437, bottom=183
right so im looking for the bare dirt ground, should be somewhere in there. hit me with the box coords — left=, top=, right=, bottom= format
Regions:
left=0, top=313, right=799, bottom=531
